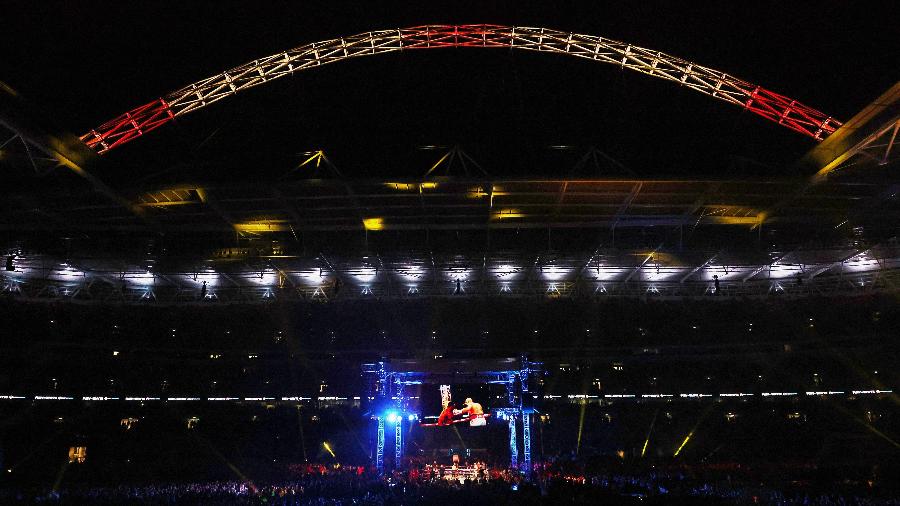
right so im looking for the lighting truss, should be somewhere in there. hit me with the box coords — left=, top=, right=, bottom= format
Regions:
left=508, top=416, right=518, bottom=469
left=80, top=25, right=841, bottom=153
left=522, top=413, right=532, bottom=476
left=362, top=358, right=541, bottom=473
left=376, top=417, right=385, bottom=475
left=395, top=422, right=402, bottom=471
left=3, top=246, right=900, bottom=304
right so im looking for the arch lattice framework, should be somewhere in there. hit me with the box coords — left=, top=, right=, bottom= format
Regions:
left=81, top=25, right=842, bottom=154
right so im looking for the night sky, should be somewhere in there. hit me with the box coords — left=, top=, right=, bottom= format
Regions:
left=2, top=1, right=897, bottom=182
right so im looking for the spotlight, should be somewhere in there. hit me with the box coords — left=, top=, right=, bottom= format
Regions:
left=407, top=414, right=417, bottom=421
left=385, top=412, right=399, bottom=423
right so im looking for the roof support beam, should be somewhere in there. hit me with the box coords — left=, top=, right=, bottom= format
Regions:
left=682, top=182, right=725, bottom=225
left=0, top=89, right=156, bottom=231
left=807, top=240, right=892, bottom=279
left=272, top=189, right=306, bottom=238
left=813, top=113, right=900, bottom=179
left=612, top=182, right=643, bottom=229
left=196, top=188, right=238, bottom=230
left=742, top=251, right=793, bottom=282
left=624, top=243, right=664, bottom=283
left=552, top=181, right=569, bottom=217
left=680, top=251, right=721, bottom=282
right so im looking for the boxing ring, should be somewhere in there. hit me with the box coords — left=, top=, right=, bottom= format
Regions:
left=362, top=356, right=543, bottom=477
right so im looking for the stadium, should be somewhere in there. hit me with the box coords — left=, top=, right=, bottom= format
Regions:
left=1, top=2, right=898, bottom=504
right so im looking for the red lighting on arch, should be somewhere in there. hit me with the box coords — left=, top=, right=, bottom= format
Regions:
left=80, top=24, right=841, bottom=154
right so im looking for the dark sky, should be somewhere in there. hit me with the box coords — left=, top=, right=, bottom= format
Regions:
left=2, top=1, right=897, bottom=182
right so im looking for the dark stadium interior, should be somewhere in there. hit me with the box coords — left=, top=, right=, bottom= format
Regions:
left=1, top=1, right=899, bottom=504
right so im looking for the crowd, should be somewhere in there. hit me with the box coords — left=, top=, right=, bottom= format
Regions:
left=4, top=463, right=900, bottom=505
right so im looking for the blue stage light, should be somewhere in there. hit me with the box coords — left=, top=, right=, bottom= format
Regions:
left=385, top=412, right=399, bottom=423
left=407, top=414, right=417, bottom=421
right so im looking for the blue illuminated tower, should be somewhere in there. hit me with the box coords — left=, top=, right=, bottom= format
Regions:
left=362, top=355, right=542, bottom=477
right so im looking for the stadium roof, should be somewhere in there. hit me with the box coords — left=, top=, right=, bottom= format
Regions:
left=1, top=2, right=898, bottom=303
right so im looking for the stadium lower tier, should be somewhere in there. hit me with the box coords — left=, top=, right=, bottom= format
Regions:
left=1, top=398, right=898, bottom=497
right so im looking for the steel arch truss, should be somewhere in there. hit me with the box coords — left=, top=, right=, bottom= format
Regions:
left=816, top=115, right=900, bottom=178
left=81, top=25, right=841, bottom=153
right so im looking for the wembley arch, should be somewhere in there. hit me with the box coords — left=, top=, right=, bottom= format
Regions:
left=81, top=24, right=842, bottom=154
